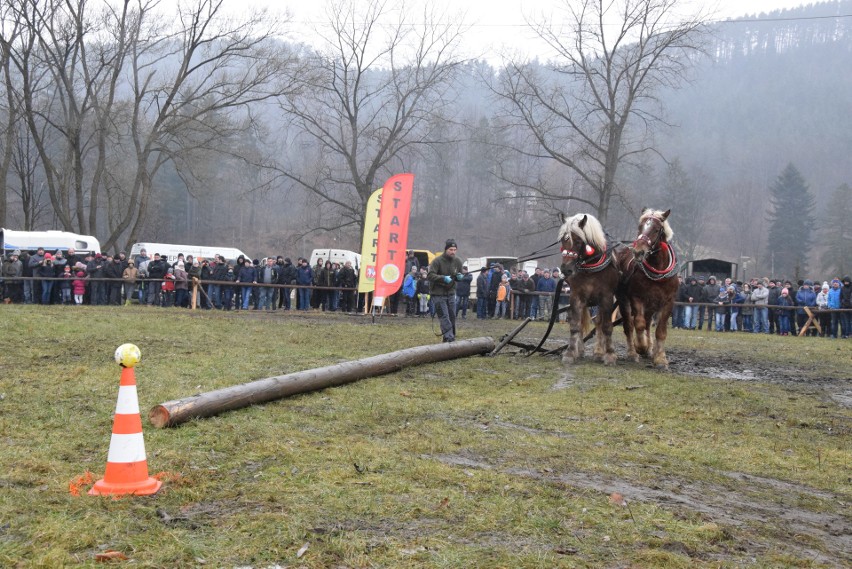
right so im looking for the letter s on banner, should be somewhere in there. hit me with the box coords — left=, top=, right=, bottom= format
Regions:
left=358, top=188, right=382, bottom=294
left=373, top=173, right=414, bottom=307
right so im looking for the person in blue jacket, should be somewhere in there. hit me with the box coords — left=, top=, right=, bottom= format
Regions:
left=295, top=257, right=313, bottom=311
left=795, top=280, right=817, bottom=336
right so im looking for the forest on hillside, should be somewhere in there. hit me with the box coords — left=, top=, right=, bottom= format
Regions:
left=1, top=0, right=849, bottom=279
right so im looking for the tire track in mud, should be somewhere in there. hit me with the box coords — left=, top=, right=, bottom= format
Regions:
left=426, top=452, right=852, bottom=566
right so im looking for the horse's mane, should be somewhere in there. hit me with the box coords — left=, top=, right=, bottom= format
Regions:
left=640, top=209, right=674, bottom=241
left=559, top=213, right=607, bottom=251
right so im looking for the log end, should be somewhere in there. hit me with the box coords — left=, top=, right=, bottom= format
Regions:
left=148, top=405, right=171, bottom=429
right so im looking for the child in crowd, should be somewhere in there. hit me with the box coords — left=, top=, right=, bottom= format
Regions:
left=73, top=271, right=87, bottom=305
left=60, top=265, right=73, bottom=305
left=161, top=268, right=176, bottom=307
left=495, top=273, right=511, bottom=318
left=777, top=288, right=794, bottom=335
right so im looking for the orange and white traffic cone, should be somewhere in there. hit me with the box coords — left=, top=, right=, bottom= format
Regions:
left=89, top=364, right=161, bottom=496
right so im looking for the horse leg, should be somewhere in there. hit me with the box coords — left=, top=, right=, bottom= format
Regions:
left=633, top=302, right=650, bottom=357
left=597, top=300, right=617, bottom=365
left=562, top=303, right=583, bottom=365
left=619, top=301, right=638, bottom=362
left=652, top=304, right=673, bottom=369
left=592, top=310, right=605, bottom=361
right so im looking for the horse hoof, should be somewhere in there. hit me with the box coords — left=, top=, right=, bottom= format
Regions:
left=603, top=353, right=617, bottom=366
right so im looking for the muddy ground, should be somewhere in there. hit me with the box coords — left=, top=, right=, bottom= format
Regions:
left=206, top=310, right=851, bottom=564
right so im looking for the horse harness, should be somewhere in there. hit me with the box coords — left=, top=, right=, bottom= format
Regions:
left=630, top=215, right=679, bottom=282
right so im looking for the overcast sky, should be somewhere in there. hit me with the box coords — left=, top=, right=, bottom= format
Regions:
left=242, top=0, right=813, bottom=63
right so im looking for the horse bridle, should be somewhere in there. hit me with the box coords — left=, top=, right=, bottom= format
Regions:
left=631, top=216, right=678, bottom=280
left=632, top=215, right=665, bottom=254
left=561, top=233, right=611, bottom=273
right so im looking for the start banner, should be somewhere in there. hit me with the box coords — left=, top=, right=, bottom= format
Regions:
left=357, top=189, right=382, bottom=294
left=372, top=173, right=414, bottom=307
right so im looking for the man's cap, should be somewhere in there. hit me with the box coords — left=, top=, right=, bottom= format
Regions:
left=444, top=239, right=457, bottom=250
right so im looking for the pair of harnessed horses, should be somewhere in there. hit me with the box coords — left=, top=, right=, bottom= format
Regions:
left=556, top=208, right=679, bottom=369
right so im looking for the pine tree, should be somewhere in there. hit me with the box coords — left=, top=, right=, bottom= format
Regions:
left=820, top=183, right=852, bottom=277
left=766, top=164, right=815, bottom=279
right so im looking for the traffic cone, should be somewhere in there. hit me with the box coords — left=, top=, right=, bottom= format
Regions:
left=89, top=366, right=161, bottom=496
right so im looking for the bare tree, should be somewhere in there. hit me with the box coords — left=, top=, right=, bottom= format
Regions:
left=0, top=0, right=24, bottom=227
left=276, top=0, right=466, bottom=235
left=495, top=0, right=709, bottom=223
left=2, top=0, right=295, bottom=250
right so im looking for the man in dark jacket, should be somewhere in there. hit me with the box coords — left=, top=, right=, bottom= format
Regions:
left=2, top=250, right=23, bottom=303
left=683, top=276, right=703, bottom=330
left=338, top=260, right=357, bottom=313
left=296, top=258, right=313, bottom=311
left=146, top=253, right=167, bottom=306
left=427, top=239, right=464, bottom=342
left=210, top=257, right=229, bottom=309
left=475, top=268, right=488, bottom=319
left=278, top=257, right=297, bottom=310
left=841, top=276, right=852, bottom=339
left=104, top=255, right=125, bottom=305
left=454, top=266, right=473, bottom=319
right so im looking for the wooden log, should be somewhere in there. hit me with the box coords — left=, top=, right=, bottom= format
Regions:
left=149, top=336, right=495, bottom=428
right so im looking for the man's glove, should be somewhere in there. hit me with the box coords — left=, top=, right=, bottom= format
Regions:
left=456, top=273, right=464, bottom=281
left=442, top=275, right=452, bottom=284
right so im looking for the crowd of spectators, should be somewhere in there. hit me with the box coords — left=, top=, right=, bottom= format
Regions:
left=3, top=246, right=849, bottom=340
left=0, top=247, right=359, bottom=312
left=672, top=275, right=851, bottom=339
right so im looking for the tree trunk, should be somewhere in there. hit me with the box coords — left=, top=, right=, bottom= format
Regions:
left=149, top=336, right=496, bottom=428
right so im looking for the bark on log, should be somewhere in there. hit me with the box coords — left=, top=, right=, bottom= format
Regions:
left=149, top=336, right=495, bottom=428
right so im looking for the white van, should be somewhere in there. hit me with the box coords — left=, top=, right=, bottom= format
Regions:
left=1, top=228, right=101, bottom=257
left=465, top=256, right=537, bottom=297
left=309, top=248, right=361, bottom=269
left=130, top=242, right=248, bottom=264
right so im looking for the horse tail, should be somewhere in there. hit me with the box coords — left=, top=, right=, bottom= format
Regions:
left=581, top=307, right=593, bottom=336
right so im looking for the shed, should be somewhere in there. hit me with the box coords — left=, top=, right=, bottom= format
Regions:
left=680, top=258, right=737, bottom=280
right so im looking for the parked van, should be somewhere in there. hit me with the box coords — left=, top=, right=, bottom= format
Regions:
left=465, top=256, right=537, bottom=297
left=309, top=248, right=361, bottom=269
left=408, top=249, right=438, bottom=271
left=1, top=228, right=101, bottom=257
left=129, top=242, right=248, bottom=264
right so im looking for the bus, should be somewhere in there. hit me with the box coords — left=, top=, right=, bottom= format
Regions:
left=1, top=228, right=101, bottom=257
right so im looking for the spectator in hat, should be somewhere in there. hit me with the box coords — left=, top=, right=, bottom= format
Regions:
left=777, top=288, right=794, bottom=335
left=123, top=260, right=138, bottom=305
left=2, top=250, right=23, bottom=303
left=427, top=239, right=464, bottom=342
left=826, top=278, right=842, bottom=339
left=796, top=280, right=817, bottom=336
left=36, top=252, right=56, bottom=304
left=683, top=275, right=703, bottom=330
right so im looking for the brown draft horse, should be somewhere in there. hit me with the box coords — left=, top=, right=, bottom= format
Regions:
left=620, top=208, right=679, bottom=369
left=557, top=212, right=622, bottom=365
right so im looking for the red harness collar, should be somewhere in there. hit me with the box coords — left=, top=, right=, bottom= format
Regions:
left=642, top=241, right=677, bottom=275
left=561, top=242, right=608, bottom=269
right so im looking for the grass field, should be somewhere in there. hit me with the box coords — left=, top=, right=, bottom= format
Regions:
left=0, top=306, right=850, bottom=568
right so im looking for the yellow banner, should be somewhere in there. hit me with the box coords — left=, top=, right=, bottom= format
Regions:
left=358, top=189, right=382, bottom=293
